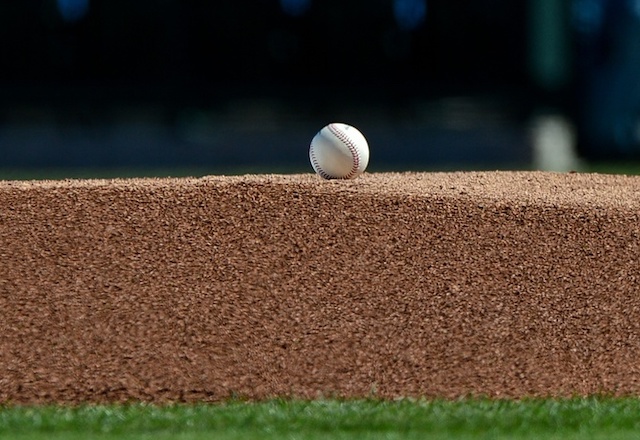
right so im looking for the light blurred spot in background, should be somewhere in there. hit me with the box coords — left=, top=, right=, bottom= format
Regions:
left=56, top=0, right=89, bottom=23
left=531, top=115, right=582, bottom=172
left=393, top=0, right=427, bottom=31
left=280, top=0, right=312, bottom=17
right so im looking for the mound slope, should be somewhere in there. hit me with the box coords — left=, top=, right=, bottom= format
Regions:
left=1, top=171, right=640, bottom=403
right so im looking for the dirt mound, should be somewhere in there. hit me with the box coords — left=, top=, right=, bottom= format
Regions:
left=1, top=171, right=640, bottom=404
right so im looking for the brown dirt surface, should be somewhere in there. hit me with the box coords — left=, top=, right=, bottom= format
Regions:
left=1, top=171, right=640, bottom=404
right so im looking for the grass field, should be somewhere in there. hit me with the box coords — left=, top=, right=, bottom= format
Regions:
left=1, top=160, right=640, bottom=181
left=2, top=398, right=640, bottom=440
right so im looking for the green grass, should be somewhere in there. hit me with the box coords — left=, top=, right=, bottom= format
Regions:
left=2, top=160, right=640, bottom=182
left=584, top=161, right=640, bottom=176
left=2, top=398, right=640, bottom=440
left=0, top=165, right=309, bottom=181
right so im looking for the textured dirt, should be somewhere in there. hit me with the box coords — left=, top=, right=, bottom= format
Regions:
left=1, top=171, right=640, bottom=404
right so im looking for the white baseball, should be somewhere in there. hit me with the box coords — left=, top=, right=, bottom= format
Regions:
left=309, top=123, right=370, bottom=180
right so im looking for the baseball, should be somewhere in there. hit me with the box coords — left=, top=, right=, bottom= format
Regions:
left=309, top=123, right=370, bottom=180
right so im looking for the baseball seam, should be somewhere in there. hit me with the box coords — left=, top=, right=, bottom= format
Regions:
left=309, top=145, right=334, bottom=180
left=327, top=124, right=360, bottom=179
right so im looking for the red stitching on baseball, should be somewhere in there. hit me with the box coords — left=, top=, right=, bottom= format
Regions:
left=327, top=124, right=360, bottom=179
left=309, top=144, right=334, bottom=179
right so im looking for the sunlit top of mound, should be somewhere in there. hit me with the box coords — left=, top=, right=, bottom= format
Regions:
left=2, top=171, right=640, bottom=209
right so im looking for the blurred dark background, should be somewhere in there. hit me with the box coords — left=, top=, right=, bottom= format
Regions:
left=0, top=0, right=639, bottom=175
